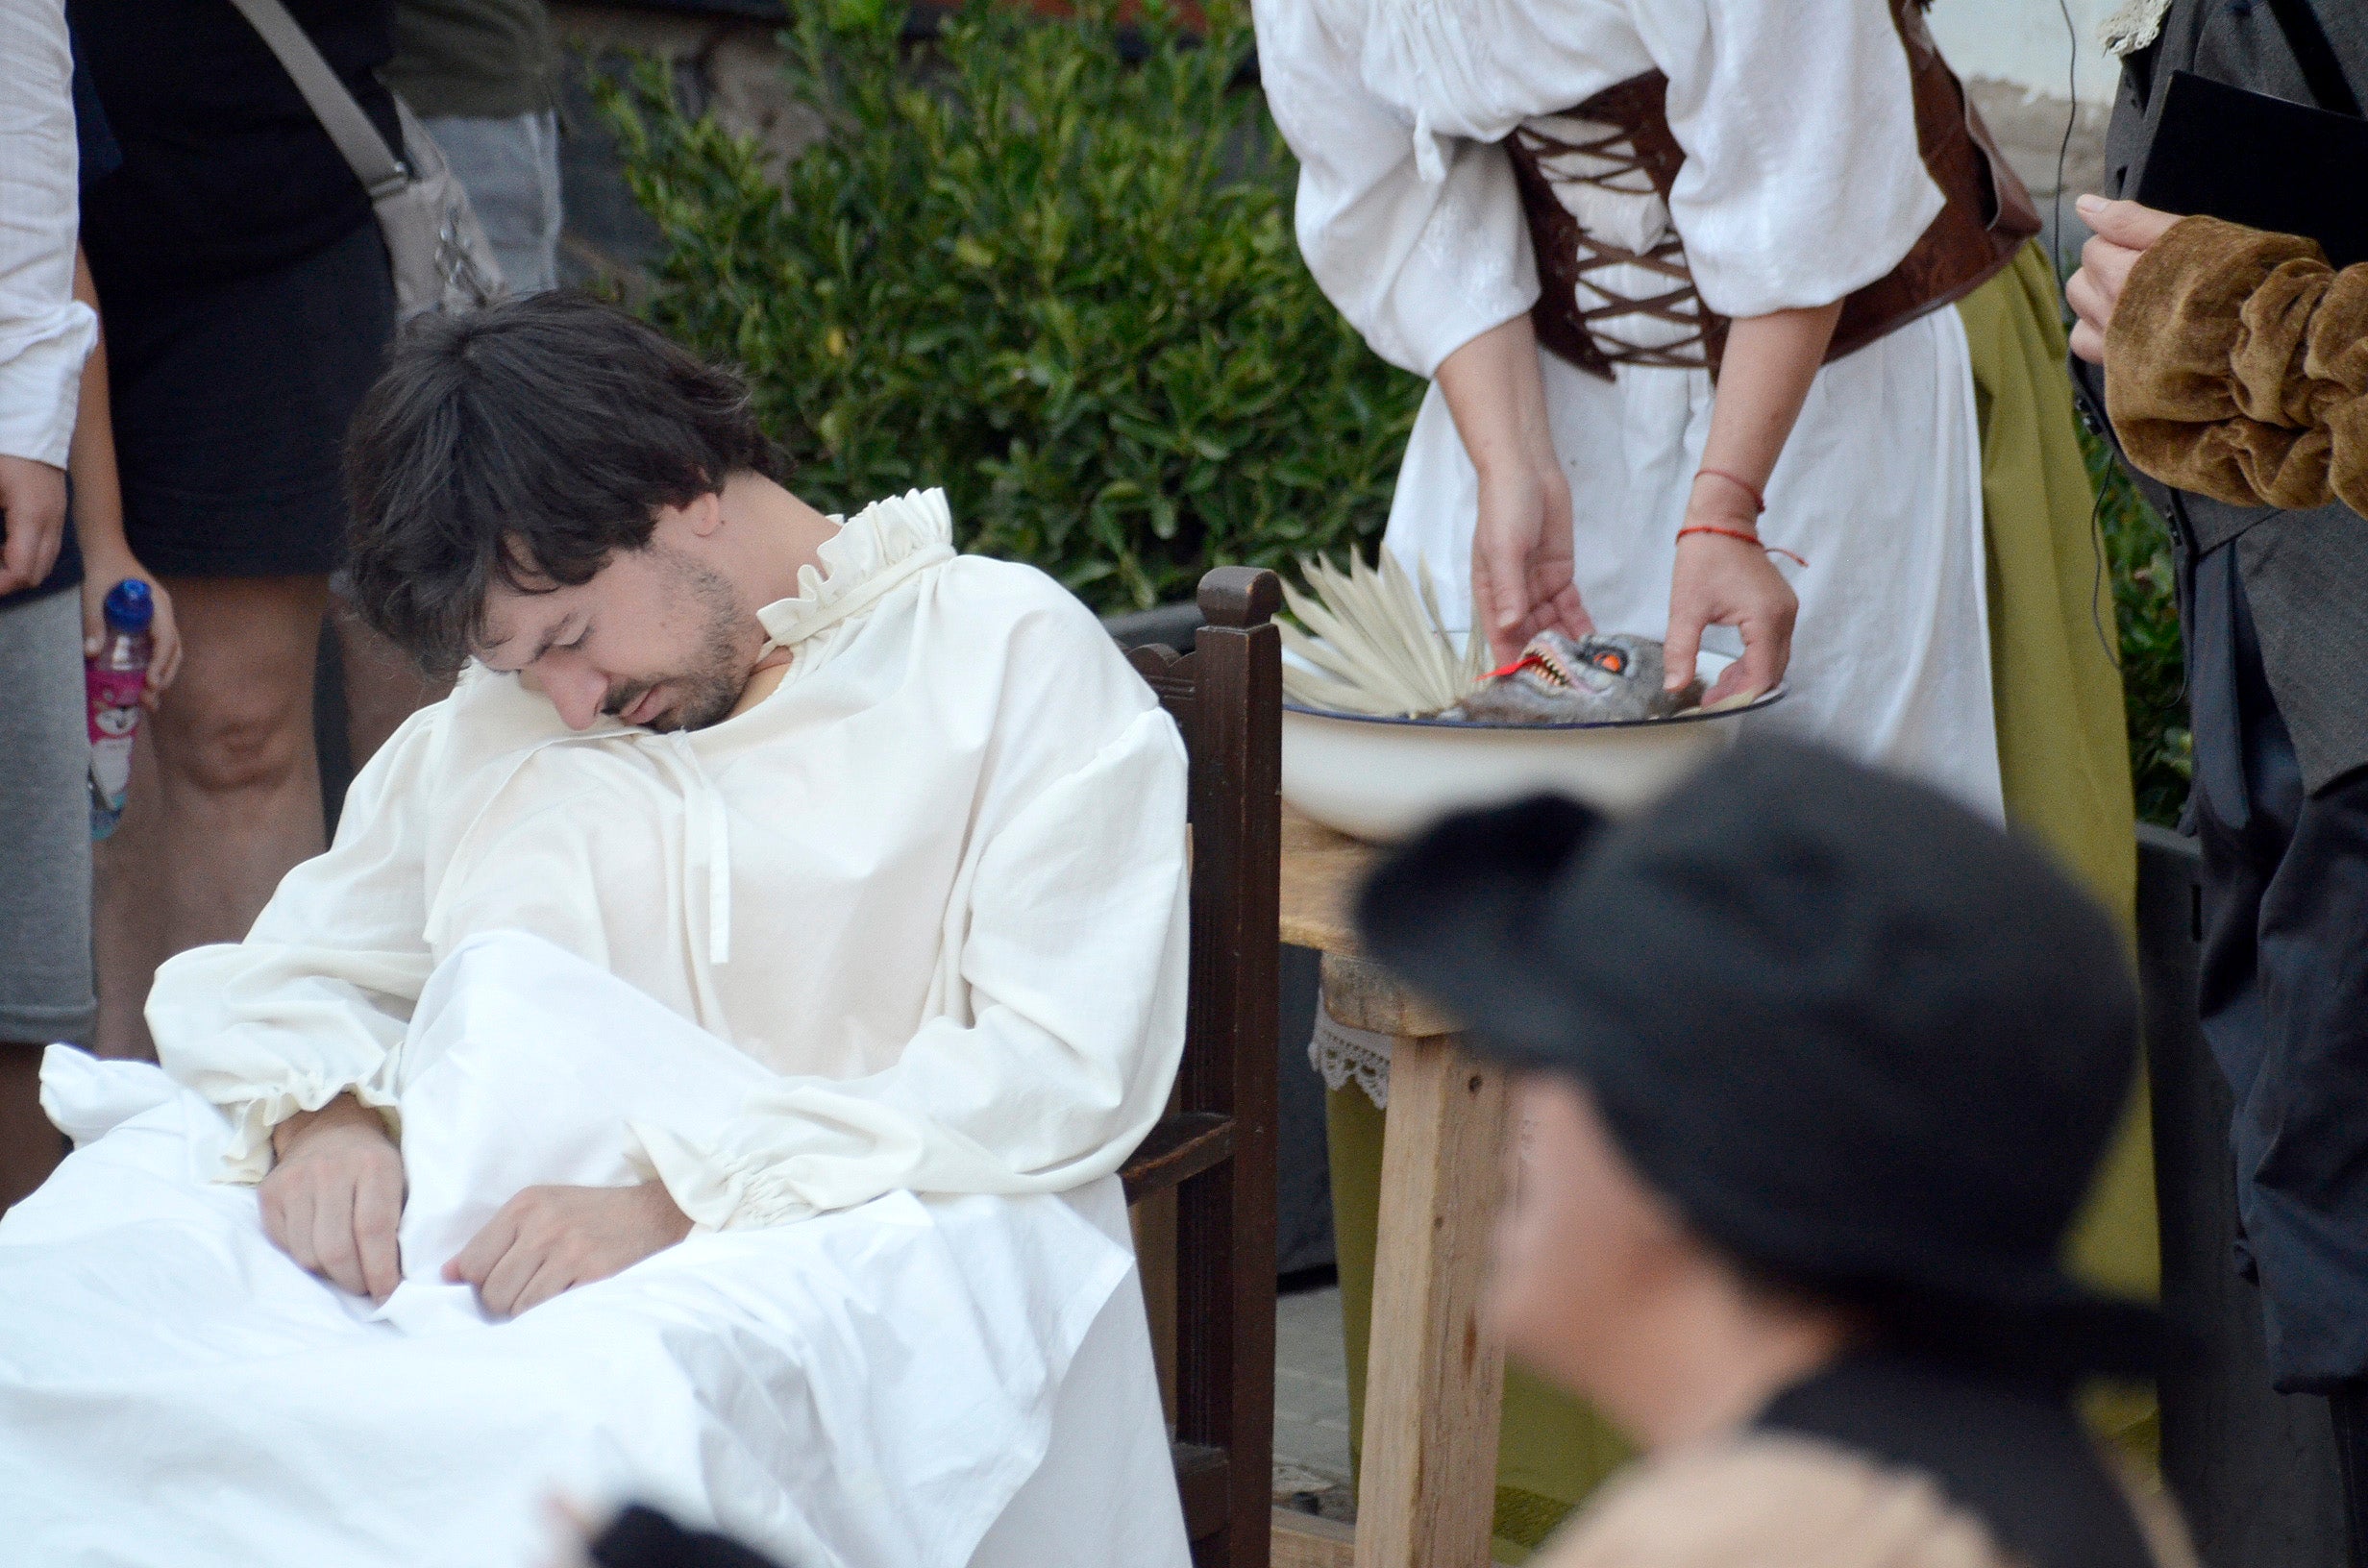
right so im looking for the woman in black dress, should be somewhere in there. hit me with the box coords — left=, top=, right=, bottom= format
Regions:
left=73, top=0, right=436, bottom=1055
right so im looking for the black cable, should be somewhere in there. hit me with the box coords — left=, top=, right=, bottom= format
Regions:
left=2051, top=0, right=2079, bottom=282
left=2055, top=0, right=2121, bottom=670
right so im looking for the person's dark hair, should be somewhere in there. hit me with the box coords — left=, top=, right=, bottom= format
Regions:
left=344, top=292, right=780, bottom=676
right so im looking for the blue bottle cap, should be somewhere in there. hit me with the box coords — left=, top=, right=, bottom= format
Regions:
left=103, top=578, right=154, bottom=633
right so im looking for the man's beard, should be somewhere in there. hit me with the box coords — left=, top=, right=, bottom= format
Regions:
left=603, top=550, right=753, bottom=733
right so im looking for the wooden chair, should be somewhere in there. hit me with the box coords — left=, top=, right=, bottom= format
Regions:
left=1117, top=566, right=1283, bottom=1568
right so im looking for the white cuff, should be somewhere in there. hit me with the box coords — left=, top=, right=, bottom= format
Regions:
left=0, top=301, right=97, bottom=469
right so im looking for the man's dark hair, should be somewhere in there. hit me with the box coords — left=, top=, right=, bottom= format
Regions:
left=344, top=292, right=779, bottom=676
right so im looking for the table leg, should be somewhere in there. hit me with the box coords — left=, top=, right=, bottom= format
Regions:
left=1352, top=1033, right=1511, bottom=1568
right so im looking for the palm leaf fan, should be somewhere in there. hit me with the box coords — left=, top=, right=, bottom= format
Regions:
left=1278, top=548, right=1486, bottom=718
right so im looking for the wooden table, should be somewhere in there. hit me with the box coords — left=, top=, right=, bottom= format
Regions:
left=1275, top=807, right=1512, bottom=1568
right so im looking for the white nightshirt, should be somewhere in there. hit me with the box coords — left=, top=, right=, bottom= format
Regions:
left=145, top=488, right=1193, bottom=1229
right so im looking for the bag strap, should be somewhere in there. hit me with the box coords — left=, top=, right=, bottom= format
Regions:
left=2263, top=0, right=2363, bottom=118
left=224, top=0, right=410, bottom=199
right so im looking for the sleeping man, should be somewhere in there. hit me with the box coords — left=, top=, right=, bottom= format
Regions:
left=0, top=295, right=1194, bottom=1568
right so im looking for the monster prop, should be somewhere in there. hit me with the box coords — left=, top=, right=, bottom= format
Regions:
left=1280, top=551, right=1728, bottom=723
left=1444, top=630, right=1703, bottom=723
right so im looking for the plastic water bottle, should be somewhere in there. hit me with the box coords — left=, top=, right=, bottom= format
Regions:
left=86, top=579, right=154, bottom=841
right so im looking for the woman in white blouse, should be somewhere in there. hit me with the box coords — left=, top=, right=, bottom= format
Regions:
left=1257, top=0, right=2151, bottom=1552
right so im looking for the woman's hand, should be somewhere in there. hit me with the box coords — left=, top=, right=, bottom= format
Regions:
left=1666, top=301, right=1836, bottom=698
left=1437, top=316, right=1592, bottom=661
left=62, top=245, right=181, bottom=701
left=1472, top=448, right=1592, bottom=663
left=78, top=551, right=182, bottom=705
left=1665, top=482, right=1796, bottom=703
left=2067, top=197, right=2183, bottom=364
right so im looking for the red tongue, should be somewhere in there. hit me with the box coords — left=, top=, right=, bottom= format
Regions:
left=1487, top=653, right=1548, bottom=680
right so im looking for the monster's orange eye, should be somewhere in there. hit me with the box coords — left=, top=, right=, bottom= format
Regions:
left=1588, top=649, right=1627, bottom=674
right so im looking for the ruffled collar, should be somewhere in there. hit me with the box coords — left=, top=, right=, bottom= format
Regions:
left=2098, top=0, right=2171, bottom=57
left=756, top=487, right=959, bottom=655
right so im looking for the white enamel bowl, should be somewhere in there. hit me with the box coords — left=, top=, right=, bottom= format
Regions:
left=1281, top=655, right=1783, bottom=842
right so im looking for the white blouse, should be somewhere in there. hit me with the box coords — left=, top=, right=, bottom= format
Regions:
left=1253, top=0, right=1947, bottom=377
left=147, top=490, right=1193, bottom=1231
left=0, top=0, right=96, bottom=469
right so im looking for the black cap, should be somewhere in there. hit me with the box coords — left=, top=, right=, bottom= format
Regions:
left=1354, top=739, right=2159, bottom=1380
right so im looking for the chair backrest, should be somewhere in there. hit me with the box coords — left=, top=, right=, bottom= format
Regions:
left=1118, top=565, right=1282, bottom=1568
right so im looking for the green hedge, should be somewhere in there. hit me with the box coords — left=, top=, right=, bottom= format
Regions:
left=2088, top=425, right=2193, bottom=828
left=593, top=0, right=1419, bottom=613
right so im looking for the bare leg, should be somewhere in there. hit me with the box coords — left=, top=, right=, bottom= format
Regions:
left=333, top=593, right=448, bottom=773
left=90, top=735, right=163, bottom=1057
left=0, top=1042, right=63, bottom=1210
left=92, top=576, right=331, bottom=1060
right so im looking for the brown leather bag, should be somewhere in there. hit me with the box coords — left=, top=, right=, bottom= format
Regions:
left=1503, top=0, right=2040, bottom=380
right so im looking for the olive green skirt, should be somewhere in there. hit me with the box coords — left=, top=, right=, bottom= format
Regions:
left=1322, top=241, right=2157, bottom=1561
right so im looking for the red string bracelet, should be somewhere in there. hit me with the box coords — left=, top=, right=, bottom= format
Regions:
left=1677, top=523, right=1809, bottom=569
left=1693, top=466, right=1766, bottom=514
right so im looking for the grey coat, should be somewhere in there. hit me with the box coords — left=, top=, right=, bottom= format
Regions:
left=2078, top=0, right=2368, bottom=794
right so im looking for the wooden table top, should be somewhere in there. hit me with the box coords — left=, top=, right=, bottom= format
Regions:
left=1278, top=806, right=1462, bottom=1039
left=1278, top=806, right=1378, bottom=957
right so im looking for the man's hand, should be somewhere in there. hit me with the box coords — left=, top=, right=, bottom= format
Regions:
left=259, top=1093, right=407, bottom=1304
left=0, top=454, right=67, bottom=595
left=446, top=1181, right=693, bottom=1319
left=2068, top=197, right=2184, bottom=364
left=1664, top=486, right=1797, bottom=704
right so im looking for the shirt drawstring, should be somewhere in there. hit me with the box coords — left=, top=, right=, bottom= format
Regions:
left=654, top=731, right=733, bottom=967
left=1412, top=109, right=1447, bottom=184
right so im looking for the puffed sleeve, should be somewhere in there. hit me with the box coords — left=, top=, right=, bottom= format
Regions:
left=637, top=592, right=1192, bottom=1229
left=2107, top=216, right=2368, bottom=517
left=147, top=703, right=445, bottom=1182
left=0, top=0, right=96, bottom=468
left=1252, top=0, right=1538, bottom=377
left=1636, top=0, right=1943, bottom=318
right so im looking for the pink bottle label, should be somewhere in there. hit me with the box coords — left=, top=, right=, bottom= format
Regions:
left=87, top=666, right=145, bottom=809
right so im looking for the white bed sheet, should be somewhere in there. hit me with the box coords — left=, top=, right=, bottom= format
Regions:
left=0, top=934, right=1189, bottom=1568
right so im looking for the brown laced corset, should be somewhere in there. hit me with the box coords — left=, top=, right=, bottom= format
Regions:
left=1504, top=75, right=1724, bottom=377
left=1500, top=0, right=2037, bottom=380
